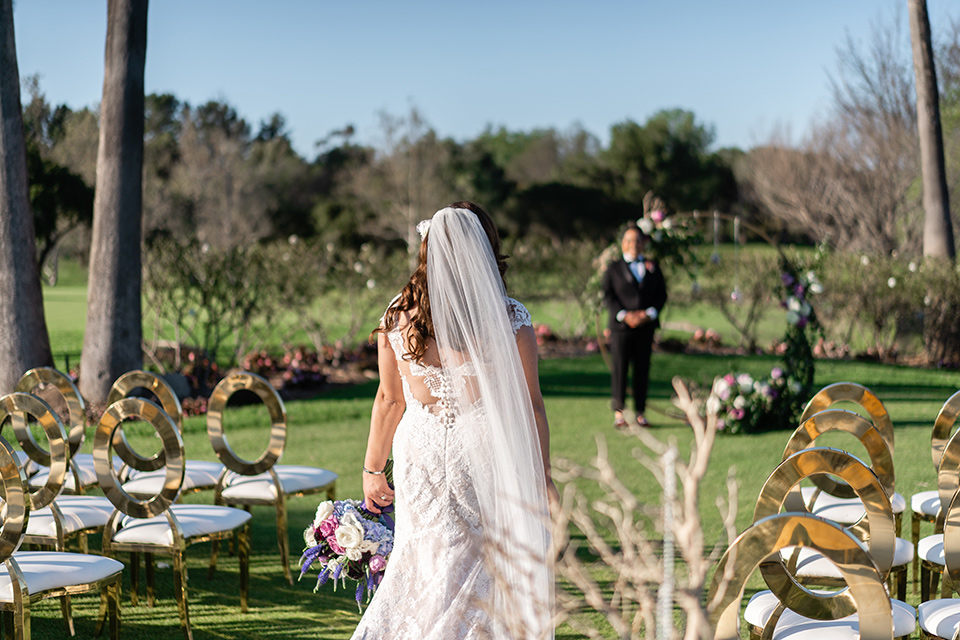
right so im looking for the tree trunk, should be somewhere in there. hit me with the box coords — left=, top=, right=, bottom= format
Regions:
left=909, top=0, right=955, bottom=259
left=80, top=0, right=148, bottom=403
left=0, top=0, right=54, bottom=393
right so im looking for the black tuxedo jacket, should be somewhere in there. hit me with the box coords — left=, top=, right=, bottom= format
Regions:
left=601, top=258, right=668, bottom=332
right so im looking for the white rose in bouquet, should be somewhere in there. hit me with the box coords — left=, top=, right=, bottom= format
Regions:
left=313, top=501, right=334, bottom=528
left=733, top=395, right=747, bottom=410
left=336, top=513, right=366, bottom=556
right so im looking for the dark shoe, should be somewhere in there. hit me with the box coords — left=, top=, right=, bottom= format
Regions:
left=614, top=415, right=629, bottom=430
left=636, top=415, right=650, bottom=428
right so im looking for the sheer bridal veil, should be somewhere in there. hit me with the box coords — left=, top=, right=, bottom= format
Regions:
left=426, top=207, right=554, bottom=639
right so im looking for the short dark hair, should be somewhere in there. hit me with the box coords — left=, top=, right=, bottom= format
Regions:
left=619, top=222, right=648, bottom=241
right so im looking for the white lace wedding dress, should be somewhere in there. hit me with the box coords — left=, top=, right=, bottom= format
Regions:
left=350, top=297, right=532, bottom=640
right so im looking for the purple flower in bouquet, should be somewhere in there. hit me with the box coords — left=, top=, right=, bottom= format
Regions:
left=781, top=273, right=795, bottom=286
left=318, top=516, right=338, bottom=539
left=771, top=367, right=784, bottom=380
left=793, top=284, right=805, bottom=298
left=369, top=555, right=386, bottom=573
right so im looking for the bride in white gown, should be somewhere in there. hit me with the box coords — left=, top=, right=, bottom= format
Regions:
left=353, top=202, right=556, bottom=640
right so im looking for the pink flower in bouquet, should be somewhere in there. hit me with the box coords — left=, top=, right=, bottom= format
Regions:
left=771, top=367, right=784, bottom=380
left=723, top=374, right=735, bottom=385
left=651, top=210, right=665, bottom=223
left=327, top=536, right=345, bottom=555
left=730, top=408, right=745, bottom=420
left=318, top=516, right=338, bottom=539
left=369, top=555, right=387, bottom=573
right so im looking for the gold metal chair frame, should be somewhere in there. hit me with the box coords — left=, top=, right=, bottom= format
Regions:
left=756, top=447, right=899, bottom=608
left=207, top=371, right=335, bottom=585
left=918, top=489, right=960, bottom=640
left=708, top=513, right=893, bottom=640
left=107, top=370, right=183, bottom=473
left=915, top=391, right=960, bottom=595
left=0, top=395, right=121, bottom=640
left=14, top=368, right=109, bottom=556
left=800, top=382, right=895, bottom=455
left=96, top=397, right=249, bottom=640
left=920, top=421, right=960, bottom=603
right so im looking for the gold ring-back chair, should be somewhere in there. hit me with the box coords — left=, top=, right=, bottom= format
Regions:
left=798, top=383, right=905, bottom=535
left=756, top=447, right=899, bottom=603
left=911, top=390, right=960, bottom=594
left=916, top=487, right=960, bottom=638
left=207, top=372, right=337, bottom=585
left=917, top=423, right=960, bottom=602
left=14, top=368, right=116, bottom=556
left=0, top=392, right=122, bottom=640
left=709, top=513, right=912, bottom=640
left=107, top=371, right=225, bottom=497
left=781, top=409, right=912, bottom=599
left=95, top=397, right=251, bottom=640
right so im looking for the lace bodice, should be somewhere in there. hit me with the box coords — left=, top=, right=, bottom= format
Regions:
left=384, top=296, right=532, bottom=426
left=352, top=296, right=534, bottom=640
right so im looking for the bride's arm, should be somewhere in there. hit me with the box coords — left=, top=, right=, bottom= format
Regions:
left=516, top=324, right=559, bottom=510
left=362, top=332, right=405, bottom=513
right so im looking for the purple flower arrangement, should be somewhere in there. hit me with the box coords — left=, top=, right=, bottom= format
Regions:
left=299, top=498, right=395, bottom=609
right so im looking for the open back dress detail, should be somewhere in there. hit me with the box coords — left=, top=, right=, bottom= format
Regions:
left=350, top=297, right=532, bottom=640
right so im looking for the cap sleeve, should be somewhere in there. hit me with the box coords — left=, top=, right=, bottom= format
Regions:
left=505, top=297, right=532, bottom=334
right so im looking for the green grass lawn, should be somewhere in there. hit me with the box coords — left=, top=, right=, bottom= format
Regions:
left=27, top=254, right=960, bottom=638
left=19, top=349, right=960, bottom=639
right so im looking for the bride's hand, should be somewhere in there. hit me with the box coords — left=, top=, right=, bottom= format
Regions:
left=546, top=478, right=560, bottom=514
left=363, top=472, right=395, bottom=514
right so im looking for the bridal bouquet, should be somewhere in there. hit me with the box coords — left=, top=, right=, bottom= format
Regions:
left=299, top=498, right=395, bottom=608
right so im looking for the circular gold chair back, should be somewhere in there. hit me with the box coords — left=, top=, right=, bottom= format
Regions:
left=931, top=390, right=960, bottom=471
left=15, top=367, right=86, bottom=459
left=95, top=397, right=184, bottom=519
left=935, top=426, right=960, bottom=516
left=709, top=513, right=892, bottom=640
left=784, top=409, right=894, bottom=499
left=0, top=393, right=69, bottom=511
left=941, top=488, right=960, bottom=587
left=800, top=382, right=894, bottom=456
left=107, top=370, right=183, bottom=472
left=754, top=447, right=895, bottom=619
left=207, top=372, right=286, bottom=476
left=0, top=434, right=28, bottom=563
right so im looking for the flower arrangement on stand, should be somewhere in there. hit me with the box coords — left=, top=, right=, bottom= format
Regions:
left=637, top=192, right=703, bottom=279
left=709, top=253, right=824, bottom=434
left=299, top=498, right=395, bottom=610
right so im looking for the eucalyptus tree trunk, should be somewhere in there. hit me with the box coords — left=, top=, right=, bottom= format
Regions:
left=0, top=0, right=54, bottom=393
left=80, top=0, right=148, bottom=402
left=909, top=0, right=955, bottom=259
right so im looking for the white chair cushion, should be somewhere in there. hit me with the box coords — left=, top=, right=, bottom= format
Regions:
left=781, top=538, right=912, bottom=578
left=112, top=504, right=252, bottom=546
left=219, top=465, right=337, bottom=502
left=0, top=551, right=123, bottom=602
left=912, top=490, right=941, bottom=517
left=26, top=496, right=115, bottom=538
left=919, top=598, right=960, bottom=638
left=919, top=534, right=945, bottom=566
left=745, top=590, right=915, bottom=640
left=29, top=453, right=125, bottom=492
left=800, top=488, right=906, bottom=523
left=122, top=460, right=225, bottom=495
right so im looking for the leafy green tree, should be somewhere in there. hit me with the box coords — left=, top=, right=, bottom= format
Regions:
left=602, top=109, right=736, bottom=212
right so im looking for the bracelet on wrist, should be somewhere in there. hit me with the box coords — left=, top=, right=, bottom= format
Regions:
left=363, top=466, right=385, bottom=475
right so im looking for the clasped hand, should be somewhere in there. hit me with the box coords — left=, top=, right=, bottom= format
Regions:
left=624, top=310, right=650, bottom=328
left=363, top=472, right=395, bottom=514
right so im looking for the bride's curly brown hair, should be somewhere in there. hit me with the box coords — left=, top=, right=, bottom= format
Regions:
left=371, top=201, right=509, bottom=363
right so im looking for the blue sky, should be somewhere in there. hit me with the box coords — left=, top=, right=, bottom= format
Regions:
left=11, top=1, right=953, bottom=158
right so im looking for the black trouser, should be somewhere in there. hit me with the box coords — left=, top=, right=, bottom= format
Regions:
left=609, top=327, right=655, bottom=413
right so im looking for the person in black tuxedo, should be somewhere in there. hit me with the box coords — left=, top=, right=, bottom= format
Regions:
left=602, top=224, right=667, bottom=428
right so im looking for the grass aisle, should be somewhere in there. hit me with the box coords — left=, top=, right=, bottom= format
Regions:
left=23, top=352, right=960, bottom=639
